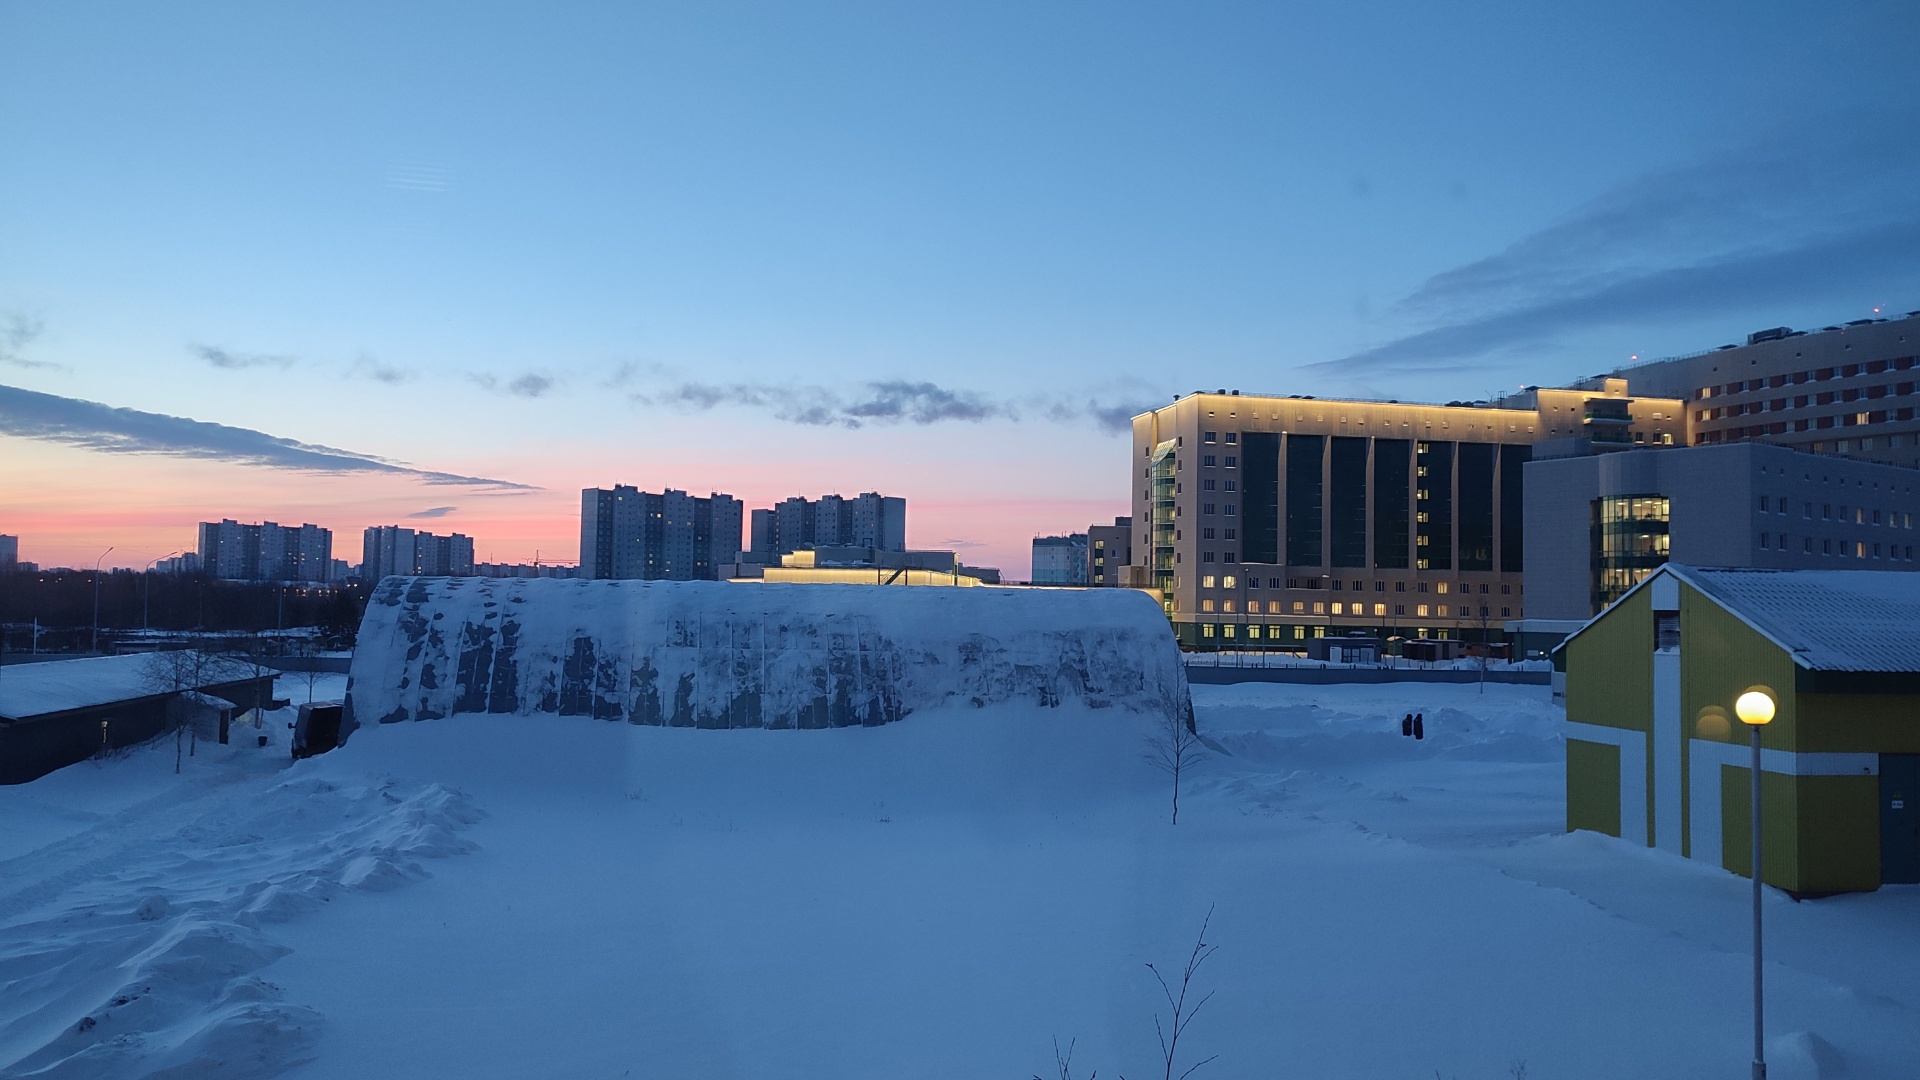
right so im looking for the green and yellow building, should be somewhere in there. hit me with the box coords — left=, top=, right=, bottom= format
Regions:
left=1559, top=564, right=1920, bottom=894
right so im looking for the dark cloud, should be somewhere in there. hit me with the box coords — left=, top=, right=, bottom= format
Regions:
left=0, top=383, right=534, bottom=489
left=1313, top=121, right=1920, bottom=377
left=468, top=371, right=557, bottom=397
left=407, top=506, right=458, bottom=518
left=192, top=343, right=295, bottom=370
left=0, top=314, right=61, bottom=371
left=508, top=373, right=553, bottom=398
left=351, top=355, right=415, bottom=384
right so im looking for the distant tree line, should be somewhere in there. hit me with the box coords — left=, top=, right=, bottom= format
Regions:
left=0, top=569, right=366, bottom=654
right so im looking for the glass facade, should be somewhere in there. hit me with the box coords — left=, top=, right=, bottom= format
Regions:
left=1329, top=437, right=1369, bottom=568
left=1458, top=442, right=1496, bottom=571
left=1151, top=444, right=1177, bottom=609
left=1285, top=434, right=1324, bottom=566
left=1372, top=439, right=1411, bottom=569
left=1241, top=432, right=1281, bottom=564
left=1592, top=494, right=1670, bottom=611
left=1499, top=444, right=1529, bottom=572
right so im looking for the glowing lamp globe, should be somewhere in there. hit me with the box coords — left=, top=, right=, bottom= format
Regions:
left=1735, top=690, right=1775, bottom=727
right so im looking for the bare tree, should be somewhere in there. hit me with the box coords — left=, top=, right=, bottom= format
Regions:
left=141, top=639, right=220, bottom=772
left=1146, top=905, right=1219, bottom=1080
left=1032, top=1037, right=1095, bottom=1080
left=1143, top=705, right=1207, bottom=825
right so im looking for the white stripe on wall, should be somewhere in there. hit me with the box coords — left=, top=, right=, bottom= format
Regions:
left=1566, top=722, right=1649, bottom=846
left=1652, top=650, right=1683, bottom=853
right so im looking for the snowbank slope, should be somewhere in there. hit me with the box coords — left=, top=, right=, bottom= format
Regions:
left=346, top=578, right=1190, bottom=734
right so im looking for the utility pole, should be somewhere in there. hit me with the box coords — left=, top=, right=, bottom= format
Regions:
left=91, top=547, right=114, bottom=655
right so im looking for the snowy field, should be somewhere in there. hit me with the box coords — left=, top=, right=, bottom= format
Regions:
left=3, top=676, right=1918, bottom=1079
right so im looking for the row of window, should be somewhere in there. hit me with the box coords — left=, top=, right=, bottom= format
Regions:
left=1193, top=598, right=1513, bottom=618
left=1698, top=381, right=1918, bottom=421
left=1200, top=455, right=1239, bottom=468
left=1757, top=533, right=1916, bottom=560
left=1195, top=574, right=1515, bottom=595
left=1698, top=357, right=1918, bottom=399
left=1756, top=497, right=1915, bottom=527
left=1201, top=431, right=1240, bottom=444
left=1199, top=478, right=1238, bottom=491
left=1700, top=409, right=1917, bottom=442
left=1196, top=624, right=1460, bottom=641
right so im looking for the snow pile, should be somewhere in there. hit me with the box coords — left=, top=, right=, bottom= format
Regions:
left=346, top=577, right=1190, bottom=734
left=0, top=752, right=480, bottom=1080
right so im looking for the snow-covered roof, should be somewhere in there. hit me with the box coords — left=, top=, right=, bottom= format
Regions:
left=0, top=654, right=267, bottom=722
left=1561, top=565, right=1920, bottom=673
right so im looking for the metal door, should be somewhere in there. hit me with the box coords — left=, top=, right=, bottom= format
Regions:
left=1882, top=754, right=1920, bottom=885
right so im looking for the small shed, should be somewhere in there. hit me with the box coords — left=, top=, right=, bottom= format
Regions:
left=1307, top=635, right=1381, bottom=664
left=1558, top=564, right=1920, bottom=894
left=0, top=654, right=277, bottom=784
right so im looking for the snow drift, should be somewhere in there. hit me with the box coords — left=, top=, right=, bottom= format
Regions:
left=345, top=578, right=1191, bottom=735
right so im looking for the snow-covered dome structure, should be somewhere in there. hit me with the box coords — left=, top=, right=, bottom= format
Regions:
left=344, top=577, right=1190, bottom=736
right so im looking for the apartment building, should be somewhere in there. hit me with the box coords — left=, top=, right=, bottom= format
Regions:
left=1129, top=384, right=1685, bottom=648
left=197, top=520, right=333, bottom=583
left=1031, top=533, right=1089, bottom=585
left=1612, top=312, right=1920, bottom=465
left=580, top=486, right=743, bottom=581
left=363, top=526, right=477, bottom=581
left=1087, top=516, right=1132, bottom=586
left=748, top=493, right=906, bottom=560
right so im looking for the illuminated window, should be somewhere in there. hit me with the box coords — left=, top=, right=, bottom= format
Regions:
left=1222, top=624, right=1236, bottom=639
left=1201, top=623, right=1215, bottom=638
left=1201, top=575, right=1216, bottom=589
left=1330, top=602, right=1343, bottom=615
left=1222, top=575, right=1236, bottom=589
left=1247, top=625, right=1261, bottom=639
left=1292, top=601, right=1305, bottom=613
left=1313, top=602, right=1326, bottom=614
left=1417, top=604, right=1429, bottom=617
left=1438, top=604, right=1449, bottom=617
left=1373, top=603, right=1386, bottom=616
left=1437, top=582, right=1449, bottom=594
left=1201, top=599, right=1215, bottom=612
left=1222, top=600, right=1236, bottom=613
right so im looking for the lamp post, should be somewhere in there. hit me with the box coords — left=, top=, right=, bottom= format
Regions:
left=145, top=551, right=180, bottom=631
left=91, top=547, right=114, bottom=655
left=1735, top=688, right=1776, bottom=1080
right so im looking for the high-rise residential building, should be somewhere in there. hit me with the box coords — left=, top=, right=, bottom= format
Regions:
left=1129, top=383, right=1686, bottom=649
left=1605, top=313, right=1920, bottom=467
left=0, top=535, right=16, bottom=567
left=579, top=486, right=742, bottom=581
left=362, top=526, right=417, bottom=583
left=1086, top=516, right=1133, bottom=586
left=197, top=520, right=333, bottom=582
left=362, top=526, right=476, bottom=580
left=1031, top=533, right=1090, bottom=585
left=750, top=493, right=905, bottom=559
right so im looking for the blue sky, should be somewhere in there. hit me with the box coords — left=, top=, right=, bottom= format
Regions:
left=3, top=1, right=1918, bottom=573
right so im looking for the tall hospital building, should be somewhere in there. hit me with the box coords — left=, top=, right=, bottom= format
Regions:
left=1130, top=307, right=1920, bottom=647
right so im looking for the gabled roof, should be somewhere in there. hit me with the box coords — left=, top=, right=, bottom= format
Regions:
left=1557, top=564, right=1920, bottom=673
left=0, top=653, right=265, bottom=722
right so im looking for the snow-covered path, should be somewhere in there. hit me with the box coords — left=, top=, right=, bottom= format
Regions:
left=3, top=681, right=1917, bottom=1078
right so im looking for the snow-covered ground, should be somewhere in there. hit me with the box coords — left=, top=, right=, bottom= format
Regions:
left=3, top=676, right=1917, bottom=1079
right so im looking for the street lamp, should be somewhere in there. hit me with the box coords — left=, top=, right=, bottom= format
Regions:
left=145, top=551, right=180, bottom=631
left=1735, top=688, right=1776, bottom=1080
left=91, top=547, right=114, bottom=655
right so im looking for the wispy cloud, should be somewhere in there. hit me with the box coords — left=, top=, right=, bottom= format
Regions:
left=386, top=160, right=448, bottom=192
left=350, top=354, right=416, bottom=384
left=0, top=314, right=62, bottom=371
left=191, top=343, right=295, bottom=370
left=632, top=375, right=1153, bottom=433
left=1311, top=120, right=1920, bottom=377
left=0, top=384, right=534, bottom=489
left=407, top=506, right=458, bottom=518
